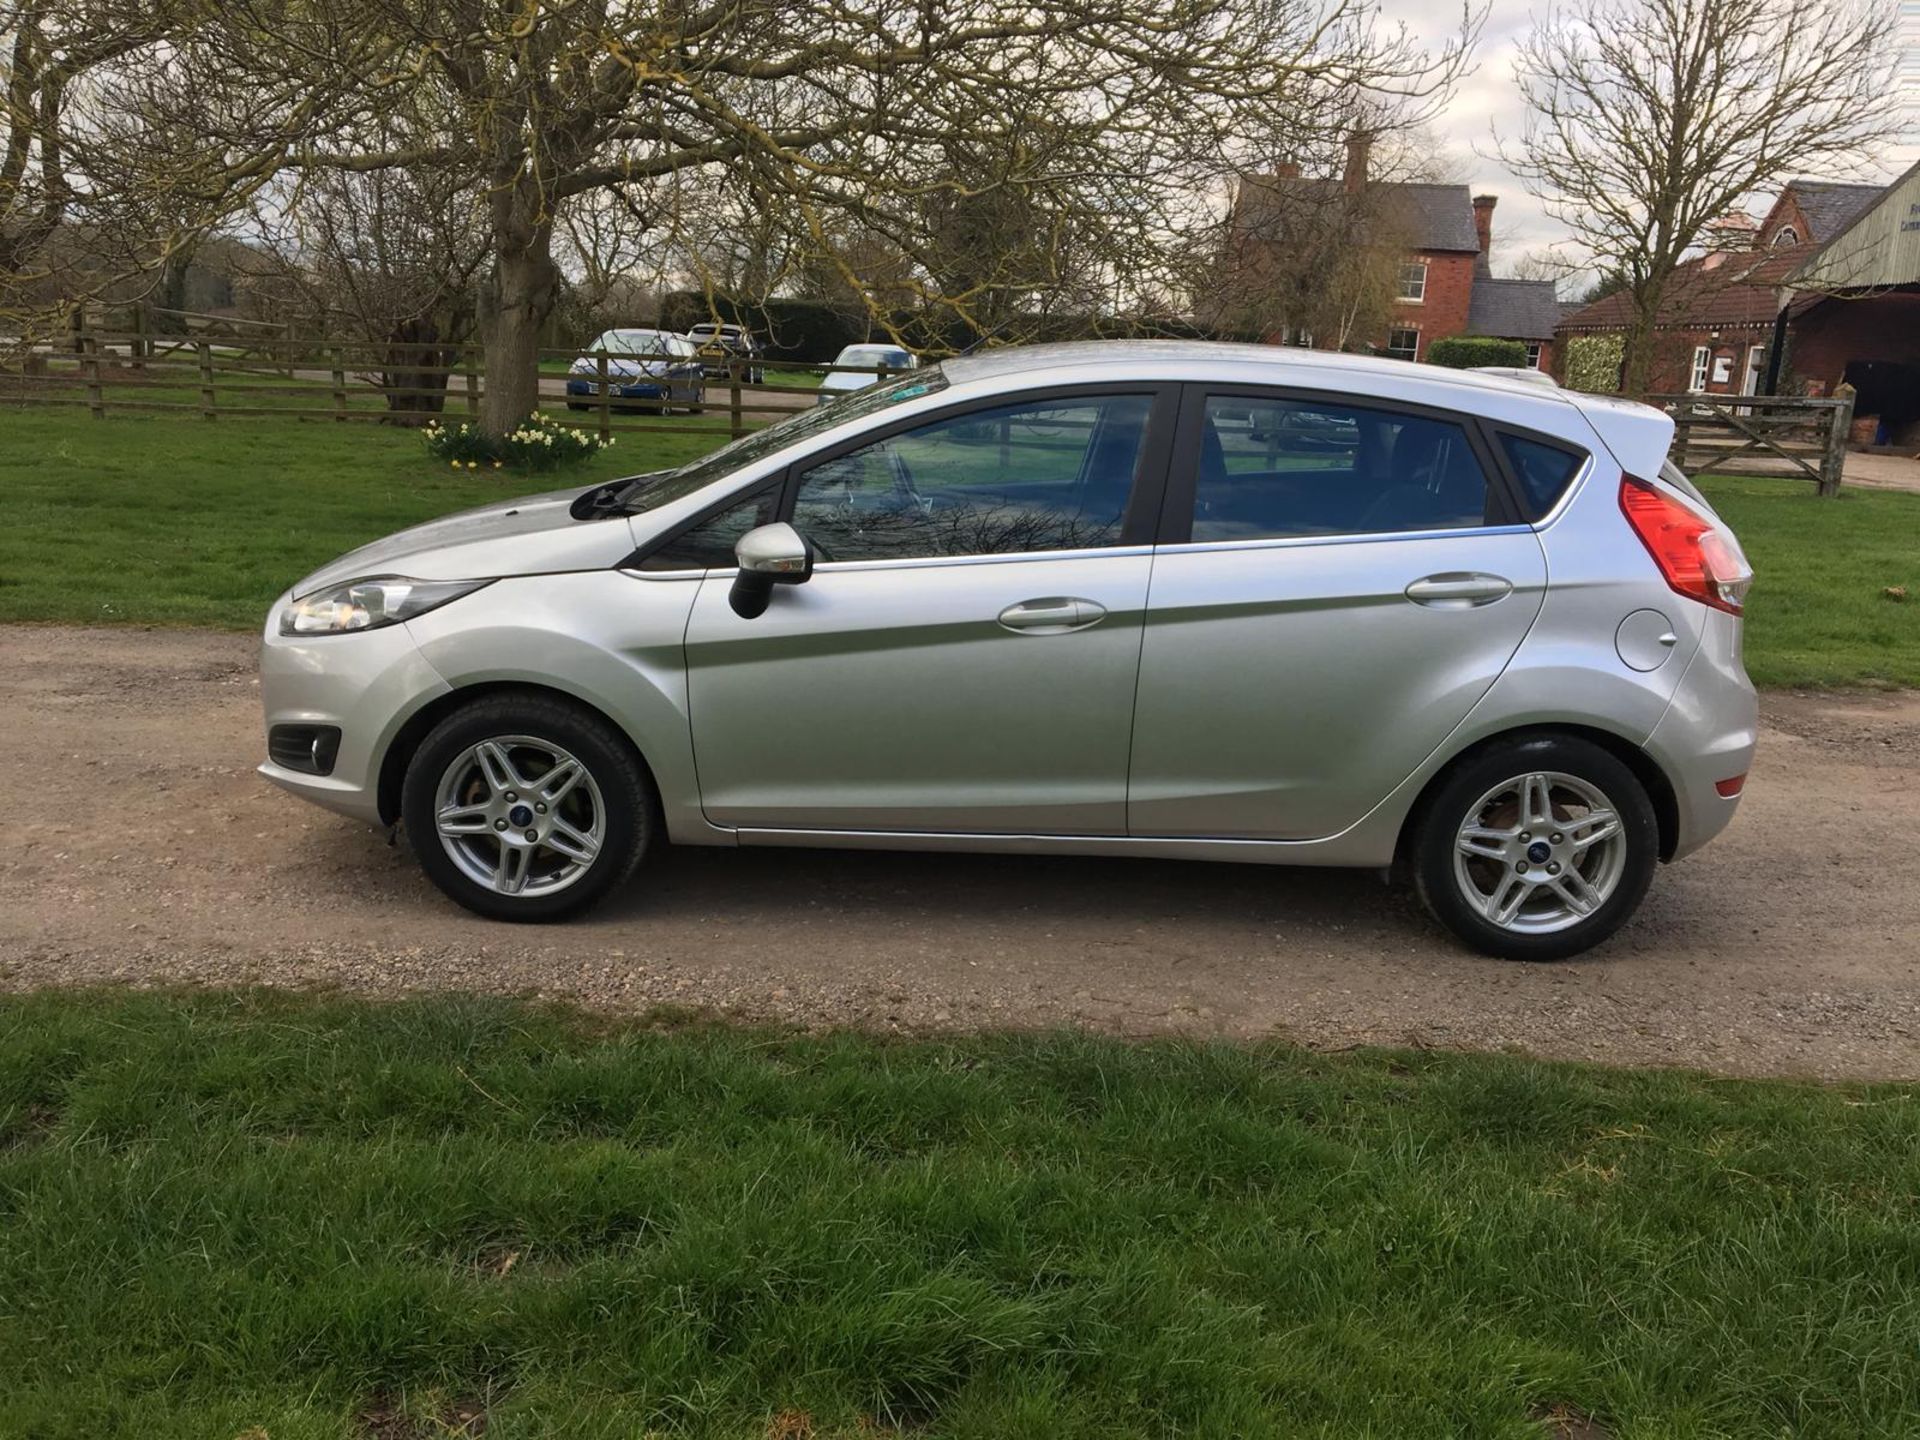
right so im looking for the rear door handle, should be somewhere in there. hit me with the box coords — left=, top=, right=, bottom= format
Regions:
left=1404, top=573, right=1513, bottom=608
left=998, top=597, right=1105, bottom=634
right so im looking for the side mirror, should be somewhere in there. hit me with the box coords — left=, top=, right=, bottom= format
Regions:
left=729, top=522, right=815, bottom=618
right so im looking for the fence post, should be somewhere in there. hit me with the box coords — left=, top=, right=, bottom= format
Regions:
left=331, top=345, right=347, bottom=421
left=1672, top=410, right=1692, bottom=474
left=1820, top=387, right=1855, bottom=498
left=82, top=329, right=104, bottom=419
left=596, top=351, right=611, bottom=441
left=282, top=321, right=296, bottom=379
left=464, top=348, right=480, bottom=418
left=130, top=301, right=147, bottom=372
left=729, top=358, right=745, bottom=439
left=197, top=341, right=215, bottom=419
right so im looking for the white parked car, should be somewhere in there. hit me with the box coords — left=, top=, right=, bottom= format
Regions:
left=817, top=344, right=917, bottom=404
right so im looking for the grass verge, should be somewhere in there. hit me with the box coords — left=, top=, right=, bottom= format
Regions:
left=0, top=406, right=1913, bottom=691
left=0, top=410, right=717, bottom=627
left=1696, top=476, right=1918, bottom=687
left=2, top=990, right=1917, bottom=1437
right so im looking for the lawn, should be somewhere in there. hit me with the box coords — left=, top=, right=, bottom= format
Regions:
left=0, top=409, right=720, bottom=627
left=2, top=990, right=1917, bottom=1438
left=1696, top=476, right=1919, bottom=687
left=0, top=405, right=1913, bottom=688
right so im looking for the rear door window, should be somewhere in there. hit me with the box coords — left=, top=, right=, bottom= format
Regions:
left=1181, top=394, right=1497, bottom=542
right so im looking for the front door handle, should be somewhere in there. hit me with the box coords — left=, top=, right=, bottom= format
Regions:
left=998, top=597, right=1105, bottom=634
left=1404, top=572, right=1513, bottom=608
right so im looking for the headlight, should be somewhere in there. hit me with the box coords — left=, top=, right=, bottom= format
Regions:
left=281, top=576, right=491, bottom=636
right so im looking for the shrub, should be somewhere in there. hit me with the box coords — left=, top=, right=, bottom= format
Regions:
left=422, top=413, right=611, bottom=474
left=1562, top=335, right=1626, bottom=394
left=1425, top=336, right=1529, bottom=370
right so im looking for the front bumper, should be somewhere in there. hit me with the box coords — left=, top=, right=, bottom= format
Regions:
left=256, top=597, right=452, bottom=825
left=566, top=377, right=672, bottom=400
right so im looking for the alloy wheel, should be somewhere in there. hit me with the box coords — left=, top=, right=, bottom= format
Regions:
left=1451, top=771, right=1628, bottom=934
left=432, top=735, right=606, bottom=898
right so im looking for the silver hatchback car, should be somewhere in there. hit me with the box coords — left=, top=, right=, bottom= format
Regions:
left=259, top=342, right=1756, bottom=960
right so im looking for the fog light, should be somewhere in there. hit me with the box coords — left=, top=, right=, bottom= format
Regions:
left=1714, top=774, right=1746, bottom=798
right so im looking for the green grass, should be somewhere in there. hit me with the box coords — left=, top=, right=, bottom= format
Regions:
left=2, top=991, right=1917, bottom=1437
left=0, top=406, right=1913, bottom=690
left=0, top=409, right=719, bottom=626
left=1697, top=476, right=1919, bottom=688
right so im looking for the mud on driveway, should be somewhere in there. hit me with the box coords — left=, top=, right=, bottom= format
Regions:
left=5, top=625, right=1918, bottom=1080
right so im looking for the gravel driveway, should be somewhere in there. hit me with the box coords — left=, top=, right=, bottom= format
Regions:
left=7, top=624, right=1919, bottom=1080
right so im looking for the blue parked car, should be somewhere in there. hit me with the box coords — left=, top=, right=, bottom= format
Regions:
left=566, top=330, right=705, bottom=411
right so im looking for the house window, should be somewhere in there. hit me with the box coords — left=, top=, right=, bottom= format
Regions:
left=1282, top=326, right=1315, bottom=348
left=1689, top=345, right=1711, bottom=392
left=1524, top=342, right=1543, bottom=369
left=1772, top=225, right=1799, bottom=248
left=1386, top=327, right=1420, bottom=362
left=1397, top=260, right=1429, bottom=302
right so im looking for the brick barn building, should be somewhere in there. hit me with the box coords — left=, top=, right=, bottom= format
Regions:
left=1551, top=179, right=1882, bottom=397
left=1784, top=159, right=1920, bottom=445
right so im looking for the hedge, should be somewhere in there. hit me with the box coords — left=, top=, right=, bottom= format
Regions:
left=1561, top=335, right=1625, bottom=394
left=1424, top=336, right=1529, bottom=370
left=658, top=292, right=1271, bottom=363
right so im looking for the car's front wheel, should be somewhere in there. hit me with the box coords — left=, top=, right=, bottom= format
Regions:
left=401, top=693, right=656, bottom=921
left=1411, top=736, right=1657, bottom=961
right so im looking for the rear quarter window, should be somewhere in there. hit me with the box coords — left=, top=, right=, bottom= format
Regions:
left=1498, top=433, right=1588, bottom=518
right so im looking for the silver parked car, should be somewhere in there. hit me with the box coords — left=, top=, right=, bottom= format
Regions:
left=260, top=341, right=1755, bottom=960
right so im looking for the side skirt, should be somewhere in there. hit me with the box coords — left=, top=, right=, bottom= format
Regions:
left=731, top=826, right=1394, bottom=869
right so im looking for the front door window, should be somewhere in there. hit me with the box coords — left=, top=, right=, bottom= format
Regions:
left=791, top=395, right=1154, bottom=562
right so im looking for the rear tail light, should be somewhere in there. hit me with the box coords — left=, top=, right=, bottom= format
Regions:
left=1619, top=477, right=1752, bottom=615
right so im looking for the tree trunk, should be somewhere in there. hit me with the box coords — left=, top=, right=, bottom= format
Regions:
left=479, top=213, right=559, bottom=438
left=153, top=247, right=195, bottom=334
left=1619, top=281, right=1666, bottom=398
left=381, top=315, right=453, bottom=424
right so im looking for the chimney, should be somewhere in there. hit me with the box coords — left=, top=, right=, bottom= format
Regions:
left=1472, top=194, right=1497, bottom=263
left=1342, top=134, right=1372, bottom=193
left=1273, top=160, right=1302, bottom=180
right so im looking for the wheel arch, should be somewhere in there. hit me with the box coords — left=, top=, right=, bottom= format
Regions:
left=376, top=679, right=660, bottom=827
left=1393, top=722, right=1680, bottom=874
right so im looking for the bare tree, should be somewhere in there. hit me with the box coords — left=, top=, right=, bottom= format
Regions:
left=251, top=138, right=490, bottom=421
left=1501, top=0, right=1899, bottom=394
left=137, top=0, right=1471, bottom=435
left=1, top=2, right=172, bottom=335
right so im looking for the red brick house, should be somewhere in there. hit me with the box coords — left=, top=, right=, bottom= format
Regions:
left=1219, top=143, right=1561, bottom=368
left=1551, top=179, right=1882, bottom=396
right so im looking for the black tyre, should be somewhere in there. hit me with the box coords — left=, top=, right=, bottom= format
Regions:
left=1411, top=735, right=1658, bottom=961
left=400, top=692, right=656, bottom=922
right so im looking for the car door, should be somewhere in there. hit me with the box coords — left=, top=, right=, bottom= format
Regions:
left=1127, top=386, right=1549, bottom=840
left=680, top=385, right=1176, bottom=835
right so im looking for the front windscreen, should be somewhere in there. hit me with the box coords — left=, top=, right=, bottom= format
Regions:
left=614, top=367, right=950, bottom=516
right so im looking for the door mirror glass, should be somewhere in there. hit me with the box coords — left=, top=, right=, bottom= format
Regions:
left=729, top=522, right=815, bottom=618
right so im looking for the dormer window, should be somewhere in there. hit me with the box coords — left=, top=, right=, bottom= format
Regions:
left=1772, top=225, right=1799, bottom=247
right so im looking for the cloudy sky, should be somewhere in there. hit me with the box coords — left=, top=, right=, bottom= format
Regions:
left=1377, top=0, right=1920, bottom=280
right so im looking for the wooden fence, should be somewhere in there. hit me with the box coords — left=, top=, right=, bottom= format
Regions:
left=1650, top=392, right=1857, bottom=497
left=3, top=326, right=908, bottom=441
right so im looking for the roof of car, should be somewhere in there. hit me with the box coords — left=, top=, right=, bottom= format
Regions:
left=939, top=339, right=1575, bottom=406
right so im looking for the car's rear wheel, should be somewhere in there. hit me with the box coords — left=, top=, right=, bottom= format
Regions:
left=1411, top=736, right=1657, bottom=961
left=401, top=693, right=656, bottom=921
